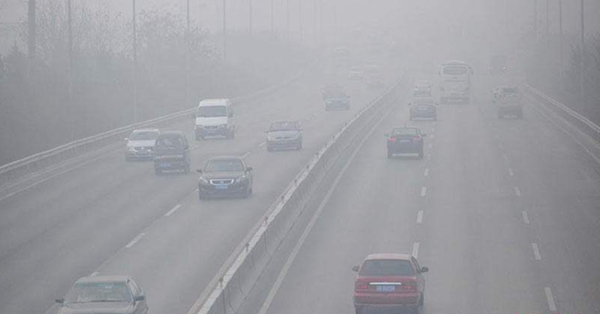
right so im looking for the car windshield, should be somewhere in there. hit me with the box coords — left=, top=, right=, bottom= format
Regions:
left=323, top=88, right=346, bottom=98
left=155, top=135, right=184, bottom=149
left=270, top=122, right=298, bottom=131
left=129, top=131, right=159, bottom=141
left=204, top=159, right=245, bottom=172
left=392, top=128, right=418, bottom=136
left=359, top=259, right=414, bottom=276
left=198, top=105, right=227, bottom=118
left=442, top=66, right=468, bottom=75
left=64, top=282, right=132, bottom=304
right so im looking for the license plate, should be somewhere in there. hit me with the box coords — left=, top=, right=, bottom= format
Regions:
left=160, top=162, right=170, bottom=167
left=398, top=139, right=410, bottom=143
left=215, top=185, right=229, bottom=190
left=376, top=285, right=395, bottom=292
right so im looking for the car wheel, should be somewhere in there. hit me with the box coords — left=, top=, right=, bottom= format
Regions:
left=420, top=292, right=425, bottom=306
left=354, top=306, right=363, bottom=314
left=198, top=192, right=204, bottom=201
left=387, top=150, right=393, bottom=159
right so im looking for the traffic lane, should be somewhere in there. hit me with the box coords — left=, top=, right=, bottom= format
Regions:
left=0, top=74, right=382, bottom=314
left=421, top=100, right=545, bottom=314
left=83, top=80, right=390, bottom=314
left=242, top=89, right=434, bottom=314
left=484, top=96, right=600, bottom=314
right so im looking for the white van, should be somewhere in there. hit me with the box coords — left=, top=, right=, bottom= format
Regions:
left=194, top=99, right=235, bottom=140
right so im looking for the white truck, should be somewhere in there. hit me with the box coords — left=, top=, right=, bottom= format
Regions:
left=439, top=60, right=473, bottom=104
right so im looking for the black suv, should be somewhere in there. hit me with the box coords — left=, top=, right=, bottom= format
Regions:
left=386, top=127, right=426, bottom=159
left=153, top=131, right=191, bottom=175
left=197, top=156, right=253, bottom=199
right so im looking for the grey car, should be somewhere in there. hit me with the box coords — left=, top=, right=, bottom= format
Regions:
left=265, top=121, right=303, bottom=151
left=55, top=276, right=148, bottom=314
left=197, top=156, right=253, bottom=199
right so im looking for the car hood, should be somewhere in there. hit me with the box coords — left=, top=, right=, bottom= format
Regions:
left=126, top=140, right=156, bottom=148
left=196, top=116, right=228, bottom=126
left=154, top=147, right=185, bottom=156
left=266, top=130, right=300, bottom=138
left=58, top=302, right=133, bottom=314
left=201, top=171, right=245, bottom=180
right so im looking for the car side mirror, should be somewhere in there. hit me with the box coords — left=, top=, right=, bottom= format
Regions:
left=55, top=298, right=64, bottom=304
left=419, top=266, right=429, bottom=273
left=352, top=266, right=360, bottom=272
left=196, top=169, right=203, bottom=173
left=134, top=295, right=145, bottom=302
left=246, top=166, right=253, bottom=172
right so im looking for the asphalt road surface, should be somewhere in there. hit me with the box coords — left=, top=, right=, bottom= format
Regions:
left=238, top=74, right=600, bottom=314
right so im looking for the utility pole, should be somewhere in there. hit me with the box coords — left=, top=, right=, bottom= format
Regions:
left=579, top=0, right=585, bottom=102
left=533, top=0, right=538, bottom=41
left=27, top=0, right=36, bottom=61
left=185, top=0, right=191, bottom=108
left=545, top=0, right=549, bottom=39
left=559, top=0, right=563, bottom=82
left=249, top=0, right=252, bottom=35
left=223, top=0, right=227, bottom=60
left=132, top=0, right=138, bottom=122
left=270, top=0, right=274, bottom=36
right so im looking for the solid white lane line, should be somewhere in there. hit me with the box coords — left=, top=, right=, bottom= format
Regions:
left=412, top=242, right=420, bottom=258
left=424, top=168, right=429, bottom=176
left=90, top=272, right=99, bottom=277
left=508, top=168, right=515, bottom=176
left=417, top=211, right=423, bottom=224
left=259, top=141, right=266, bottom=147
left=522, top=211, right=530, bottom=224
left=514, top=186, right=522, bottom=197
left=241, top=152, right=251, bottom=159
left=165, top=204, right=182, bottom=217
left=545, top=287, right=557, bottom=312
left=125, top=233, right=146, bottom=249
left=420, top=187, right=427, bottom=197
left=532, top=243, right=542, bottom=260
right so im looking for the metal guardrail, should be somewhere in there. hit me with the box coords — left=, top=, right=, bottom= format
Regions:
left=186, top=74, right=406, bottom=314
left=523, top=84, right=600, bottom=140
left=0, top=59, right=321, bottom=186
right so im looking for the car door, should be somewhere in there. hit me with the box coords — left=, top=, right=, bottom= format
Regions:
left=411, top=257, right=425, bottom=294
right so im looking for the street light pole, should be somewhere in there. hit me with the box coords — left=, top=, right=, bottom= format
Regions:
left=249, top=0, right=252, bottom=35
left=270, top=0, right=274, bottom=35
left=185, top=0, right=191, bottom=108
left=579, top=0, right=585, bottom=102
left=223, top=0, right=227, bottom=60
left=132, top=0, right=138, bottom=122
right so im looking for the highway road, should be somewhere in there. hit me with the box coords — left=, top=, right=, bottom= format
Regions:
left=0, top=58, right=398, bottom=314
left=238, top=73, right=600, bottom=314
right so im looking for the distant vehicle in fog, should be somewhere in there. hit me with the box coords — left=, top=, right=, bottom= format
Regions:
left=386, top=127, right=426, bottom=159
left=153, top=131, right=191, bottom=175
left=409, top=98, right=438, bottom=121
left=348, top=66, right=364, bottom=80
left=352, top=253, right=428, bottom=314
left=493, top=86, right=523, bottom=119
left=55, top=276, right=148, bottom=314
left=194, top=99, right=236, bottom=140
left=413, top=79, right=432, bottom=97
left=489, top=55, right=507, bottom=74
left=125, top=128, right=160, bottom=161
left=439, top=60, right=473, bottom=104
left=197, top=156, right=253, bottom=199
left=265, top=121, right=303, bottom=151
left=322, top=85, right=351, bottom=111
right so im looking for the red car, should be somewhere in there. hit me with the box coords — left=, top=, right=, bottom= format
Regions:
left=352, top=253, right=428, bottom=314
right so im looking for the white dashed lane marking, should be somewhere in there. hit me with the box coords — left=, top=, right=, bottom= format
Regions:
left=514, top=187, right=522, bottom=197
left=532, top=243, right=542, bottom=260
left=412, top=242, right=420, bottom=258
left=545, top=287, right=557, bottom=312
left=259, top=141, right=266, bottom=147
left=420, top=187, right=427, bottom=197
left=165, top=204, right=182, bottom=217
left=90, top=272, right=99, bottom=277
left=522, top=211, right=530, bottom=224
left=241, top=152, right=251, bottom=159
left=125, top=233, right=146, bottom=249
left=424, top=168, right=429, bottom=176
left=417, top=211, right=423, bottom=224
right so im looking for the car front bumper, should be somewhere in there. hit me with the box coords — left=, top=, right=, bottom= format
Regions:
left=267, top=138, right=302, bottom=149
left=199, top=181, right=250, bottom=197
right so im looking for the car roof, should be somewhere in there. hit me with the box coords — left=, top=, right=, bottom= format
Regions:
left=392, top=126, right=419, bottom=131
left=365, top=253, right=413, bottom=261
left=158, top=130, right=185, bottom=136
left=207, top=156, right=244, bottom=162
left=198, top=99, right=230, bottom=106
left=132, top=128, right=159, bottom=133
left=75, top=275, right=131, bottom=284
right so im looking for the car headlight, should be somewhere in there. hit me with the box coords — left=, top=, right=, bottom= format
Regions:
left=235, top=175, right=247, bottom=183
left=199, top=177, right=209, bottom=184
left=127, top=146, right=136, bottom=152
left=218, top=124, right=227, bottom=128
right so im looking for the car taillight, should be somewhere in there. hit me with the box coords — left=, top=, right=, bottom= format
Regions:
left=413, top=136, right=421, bottom=141
left=355, top=280, right=368, bottom=291
left=388, top=137, right=397, bottom=143
left=399, top=282, right=417, bottom=293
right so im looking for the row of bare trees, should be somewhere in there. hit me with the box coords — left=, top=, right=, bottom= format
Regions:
left=0, top=1, right=311, bottom=165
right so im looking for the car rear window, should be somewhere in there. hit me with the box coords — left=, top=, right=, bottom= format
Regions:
left=359, top=259, right=414, bottom=276
left=392, top=128, right=418, bottom=136
left=270, top=122, right=298, bottom=131
left=65, top=282, right=132, bottom=303
left=156, top=135, right=184, bottom=149
left=130, top=131, right=159, bottom=141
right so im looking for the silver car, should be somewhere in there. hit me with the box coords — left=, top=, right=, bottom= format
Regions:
left=125, top=128, right=160, bottom=161
left=265, top=121, right=303, bottom=151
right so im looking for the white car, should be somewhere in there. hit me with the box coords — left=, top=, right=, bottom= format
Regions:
left=194, top=99, right=236, bottom=140
left=125, top=128, right=160, bottom=161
